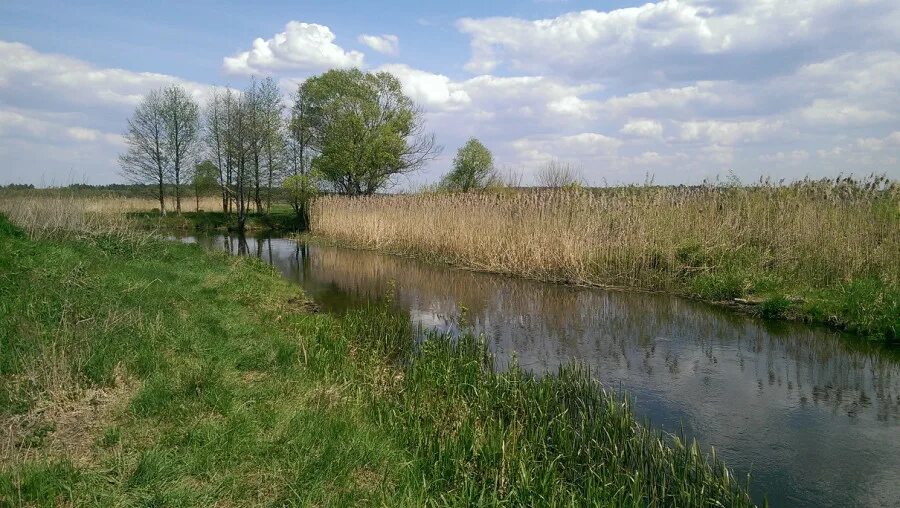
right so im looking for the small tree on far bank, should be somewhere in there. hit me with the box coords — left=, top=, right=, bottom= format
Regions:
left=442, top=138, right=494, bottom=192
left=192, top=160, right=220, bottom=211
left=283, top=170, right=322, bottom=230
left=536, top=160, right=584, bottom=189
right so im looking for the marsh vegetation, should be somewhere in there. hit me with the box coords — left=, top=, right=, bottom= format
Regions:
left=313, top=176, right=899, bottom=340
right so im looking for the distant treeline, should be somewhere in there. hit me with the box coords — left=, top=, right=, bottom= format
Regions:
left=0, top=183, right=200, bottom=198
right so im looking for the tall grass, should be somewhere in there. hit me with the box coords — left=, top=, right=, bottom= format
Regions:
left=346, top=304, right=755, bottom=506
left=0, top=194, right=225, bottom=239
left=312, top=176, right=900, bottom=338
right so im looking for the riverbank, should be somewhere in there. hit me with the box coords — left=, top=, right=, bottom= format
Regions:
left=127, top=207, right=301, bottom=232
left=0, top=213, right=754, bottom=506
left=311, top=179, right=899, bottom=341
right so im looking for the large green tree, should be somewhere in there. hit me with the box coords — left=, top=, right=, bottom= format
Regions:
left=302, top=69, right=440, bottom=195
left=442, top=137, right=494, bottom=192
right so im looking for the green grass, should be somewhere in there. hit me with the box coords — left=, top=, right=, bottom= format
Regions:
left=0, top=214, right=755, bottom=506
left=127, top=205, right=302, bottom=232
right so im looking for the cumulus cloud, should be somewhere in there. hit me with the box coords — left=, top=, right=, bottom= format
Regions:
left=457, top=0, right=900, bottom=83
left=621, top=119, right=664, bottom=139
left=675, top=119, right=783, bottom=145
left=376, top=64, right=470, bottom=109
left=224, top=21, right=364, bottom=75
left=511, top=133, right=622, bottom=163
left=358, top=34, right=399, bottom=55
left=5, top=0, right=900, bottom=187
left=0, top=41, right=212, bottom=113
left=0, top=41, right=209, bottom=184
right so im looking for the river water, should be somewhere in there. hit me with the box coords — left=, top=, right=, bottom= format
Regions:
left=175, top=233, right=900, bottom=507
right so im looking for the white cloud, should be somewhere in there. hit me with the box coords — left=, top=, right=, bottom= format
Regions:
left=675, top=119, right=783, bottom=145
left=798, top=99, right=895, bottom=127
left=511, top=132, right=621, bottom=163
left=224, top=21, right=364, bottom=75
left=0, top=41, right=209, bottom=184
left=376, top=64, right=470, bottom=109
left=621, top=119, right=663, bottom=138
left=759, top=150, right=809, bottom=164
left=0, top=41, right=212, bottom=112
left=457, top=1, right=900, bottom=82
left=358, top=34, right=399, bottom=55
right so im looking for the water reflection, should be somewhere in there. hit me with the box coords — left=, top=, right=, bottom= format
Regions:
left=178, top=233, right=900, bottom=508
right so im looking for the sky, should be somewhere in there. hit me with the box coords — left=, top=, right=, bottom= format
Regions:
left=1, top=0, right=899, bottom=187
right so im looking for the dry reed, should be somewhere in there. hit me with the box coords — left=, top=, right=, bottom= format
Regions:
left=312, top=177, right=899, bottom=297
left=0, top=195, right=221, bottom=240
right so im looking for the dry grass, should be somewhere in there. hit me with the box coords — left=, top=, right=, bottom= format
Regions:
left=0, top=195, right=220, bottom=240
left=312, top=177, right=899, bottom=335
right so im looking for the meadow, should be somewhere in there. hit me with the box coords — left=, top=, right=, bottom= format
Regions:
left=0, top=203, right=754, bottom=505
left=312, top=176, right=900, bottom=340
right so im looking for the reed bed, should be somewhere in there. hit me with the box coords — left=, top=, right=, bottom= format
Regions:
left=312, top=177, right=899, bottom=338
left=0, top=195, right=222, bottom=240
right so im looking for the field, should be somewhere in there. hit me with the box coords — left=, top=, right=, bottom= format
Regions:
left=312, top=177, right=900, bottom=340
left=0, top=203, right=754, bottom=505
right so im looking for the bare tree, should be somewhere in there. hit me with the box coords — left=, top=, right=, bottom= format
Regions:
left=257, top=78, right=284, bottom=212
left=287, top=81, right=317, bottom=179
left=536, top=160, right=584, bottom=188
left=119, top=89, right=169, bottom=214
left=163, top=85, right=200, bottom=213
left=222, top=88, right=254, bottom=231
left=204, top=88, right=229, bottom=212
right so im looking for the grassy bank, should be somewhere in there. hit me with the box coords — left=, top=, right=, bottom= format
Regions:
left=0, top=213, right=754, bottom=506
left=312, top=177, right=899, bottom=340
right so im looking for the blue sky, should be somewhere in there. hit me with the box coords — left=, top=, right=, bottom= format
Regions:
left=1, top=0, right=899, bottom=186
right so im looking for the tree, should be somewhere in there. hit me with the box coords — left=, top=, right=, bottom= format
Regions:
left=442, top=138, right=494, bottom=192
left=204, top=89, right=229, bottom=212
left=163, top=85, right=200, bottom=214
left=192, top=160, right=220, bottom=211
left=241, top=78, right=283, bottom=213
left=303, top=69, right=441, bottom=195
left=283, top=170, right=321, bottom=230
left=224, top=88, right=253, bottom=231
left=257, top=78, right=284, bottom=213
left=119, top=89, right=169, bottom=214
left=536, top=160, right=584, bottom=189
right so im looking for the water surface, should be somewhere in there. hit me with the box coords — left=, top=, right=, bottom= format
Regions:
left=177, top=233, right=900, bottom=507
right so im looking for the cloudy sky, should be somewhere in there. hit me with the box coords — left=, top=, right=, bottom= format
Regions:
left=2, top=0, right=899, bottom=187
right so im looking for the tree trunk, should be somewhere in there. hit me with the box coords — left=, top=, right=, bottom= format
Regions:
left=158, top=176, right=166, bottom=216
left=237, top=161, right=246, bottom=232
left=253, top=155, right=262, bottom=213
left=174, top=165, right=182, bottom=214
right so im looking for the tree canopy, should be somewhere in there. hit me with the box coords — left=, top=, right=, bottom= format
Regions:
left=301, top=69, right=441, bottom=195
left=442, top=138, right=494, bottom=192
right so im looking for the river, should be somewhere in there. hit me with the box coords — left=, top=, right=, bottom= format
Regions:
left=174, top=233, right=900, bottom=507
